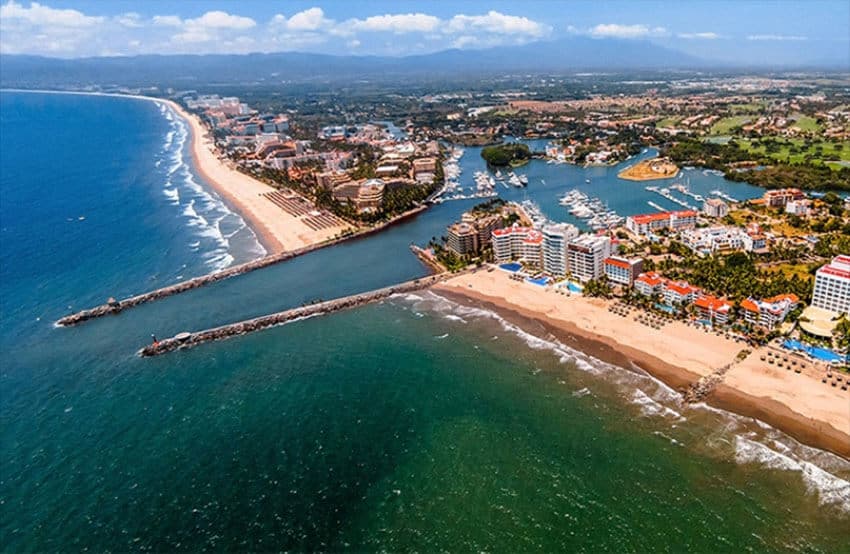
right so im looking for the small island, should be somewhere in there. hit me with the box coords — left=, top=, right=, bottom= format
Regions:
left=618, top=157, right=679, bottom=181
left=481, top=143, right=532, bottom=167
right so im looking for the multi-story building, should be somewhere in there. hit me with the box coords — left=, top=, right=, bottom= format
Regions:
left=492, top=225, right=545, bottom=266
left=702, top=198, right=729, bottom=218
left=625, top=210, right=698, bottom=236
left=740, top=294, right=799, bottom=329
left=567, top=235, right=612, bottom=282
left=812, top=255, right=850, bottom=315
left=541, top=223, right=580, bottom=277
left=694, top=295, right=733, bottom=325
left=446, top=222, right=479, bottom=256
left=680, top=226, right=749, bottom=255
left=664, top=280, right=700, bottom=306
left=634, top=271, right=666, bottom=297
left=785, top=199, right=813, bottom=217
left=763, top=188, right=805, bottom=208
left=634, top=272, right=699, bottom=306
left=603, top=256, right=644, bottom=286
left=520, top=231, right=544, bottom=267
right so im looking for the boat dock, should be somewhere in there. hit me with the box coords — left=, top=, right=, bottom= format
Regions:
left=139, top=273, right=449, bottom=357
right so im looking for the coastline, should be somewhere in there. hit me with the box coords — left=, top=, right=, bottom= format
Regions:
left=1, top=89, right=352, bottom=256
left=433, top=271, right=850, bottom=459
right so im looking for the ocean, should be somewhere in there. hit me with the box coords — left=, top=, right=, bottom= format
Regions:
left=1, top=91, right=848, bottom=552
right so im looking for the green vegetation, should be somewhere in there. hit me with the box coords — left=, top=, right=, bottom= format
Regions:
left=665, top=138, right=850, bottom=191
left=481, top=143, right=532, bottom=167
left=736, top=138, right=850, bottom=165
left=583, top=278, right=613, bottom=299
left=709, top=116, right=751, bottom=135
left=790, top=113, right=821, bottom=132
left=656, top=116, right=681, bottom=128
left=656, top=252, right=814, bottom=303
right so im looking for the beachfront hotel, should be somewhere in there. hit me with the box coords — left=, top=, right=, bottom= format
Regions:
left=567, top=235, right=612, bottom=282
left=625, top=210, right=698, bottom=236
left=493, top=225, right=543, bottom=265
left=811, top=255, right=850, bottom=315
left=693, top=295, right=733, bottom=326
left=634, top=272, right=700, bottom=306
left=603, top=256, right=644, bottom=286
left=740, top=294, right=799, bottom=330
left=541, top=223, right=580, bottom=277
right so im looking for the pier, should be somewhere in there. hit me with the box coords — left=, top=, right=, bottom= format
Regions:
left=56, top=204, right=429, bottom=327
left=139, top=273, right=449, bottom=357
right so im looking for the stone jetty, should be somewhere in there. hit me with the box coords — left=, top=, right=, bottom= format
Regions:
left=56, top=204, right=430, bottom=327
left=139, top=273, right=448, bottom=357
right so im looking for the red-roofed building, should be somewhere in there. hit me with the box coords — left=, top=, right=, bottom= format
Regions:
left=664, top=280, right=700, bottom=306
left=763, top=188, right=805, bottom=208
left=693, top=295, right=733, bottom=325
left=740, top=294, right=799, bottom=329
left=603, top=256, right=644, bottom=286
left=634, top=272, right=699, bottom=306
left=492, top=225, right=543, bottom=266
left=634, top=271, right=666, bottom=297
left=625, top=210, right=698, bottom=236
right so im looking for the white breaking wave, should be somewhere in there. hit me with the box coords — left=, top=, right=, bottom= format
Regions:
left=415, top=291, right=850, bottom=513
left=155, top=102, right=266, bottom=270
left=735, top=436, right=850, bottom=511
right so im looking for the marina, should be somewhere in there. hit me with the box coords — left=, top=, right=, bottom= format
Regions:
left=559, top=189, right=625, bottom=230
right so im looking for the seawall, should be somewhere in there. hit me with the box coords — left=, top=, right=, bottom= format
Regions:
left=139, top=272, right=448, bottom=357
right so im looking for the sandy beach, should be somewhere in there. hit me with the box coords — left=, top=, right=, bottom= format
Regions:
left=434, top=269, right=850, bottom=458
left=162, top=100, right=353, bottom=254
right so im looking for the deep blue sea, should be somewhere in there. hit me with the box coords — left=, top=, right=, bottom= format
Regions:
left=1, top=91, right=848, bottom=552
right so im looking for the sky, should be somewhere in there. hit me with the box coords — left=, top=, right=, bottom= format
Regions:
left=1, top=1, right=848, bottom=65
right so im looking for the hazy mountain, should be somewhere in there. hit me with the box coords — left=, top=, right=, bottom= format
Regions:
left=0, top=37, right=713, bottom=89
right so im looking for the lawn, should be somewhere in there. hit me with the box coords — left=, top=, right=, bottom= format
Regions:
left=736, top=137, right=850, bottom=167
left=656, top=116, right=681, bottom=128
left=729, top=102, right=766, bottom=113
left=709, top=115, right=751, bottom=135
left=760, top=263, right=816, bottom=281
left=789, top=113, right=821, bottom=132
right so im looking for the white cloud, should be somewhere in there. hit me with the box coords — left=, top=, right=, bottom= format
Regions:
left=589, top=23, right=668, bottom=39
left=276, top=7, right=331, bottom=32
left=0, top=3, right=553, bottom=57
left=347, top=13, right=440, bottom=34
left=747, top=34, right=807, bottom=41
left=447, top=11, right=550, bottom=37
left=0, top=0, right=102, bottom=28
left=678, top=32, right=721, bottom=40
left=152, top=15, right=181, bottom=27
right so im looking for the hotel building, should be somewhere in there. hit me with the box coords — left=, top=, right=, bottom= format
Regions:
left=625, top=210, right=698, bottom=236
left=492, top=225, right=542, bottom=266
left=740, top=294, right=799, bottom=330
left=811, top=255, right=850, bottom=315
left=763, top=188, right=805, bottom=208
left=446, top=222, right=479, bottom=256
left=693, top=295, right=733, bottom=326
left=603, top=256, right=644, bottom=286
left=702, top=198, right=729, bottom=218
left=634, top=272, right=700, bottom=306
left=541, top=223, right=580, bottom=277
left=567, top=235, right=612, bottom=282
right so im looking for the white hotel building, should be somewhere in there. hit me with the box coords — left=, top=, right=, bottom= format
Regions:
left=567, top=235, right=612, bottom=282
left=541, top=223, right=580, bottom=277
left=811, top=255, right=850, bottom=315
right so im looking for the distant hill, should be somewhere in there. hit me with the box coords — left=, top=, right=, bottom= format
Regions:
left=0, top=37, right=706, bottom=88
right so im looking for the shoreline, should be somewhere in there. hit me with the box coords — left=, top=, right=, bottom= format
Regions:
left=433, top=273, right=850, bottom=460
left=2, top=88, right=352, bottom=256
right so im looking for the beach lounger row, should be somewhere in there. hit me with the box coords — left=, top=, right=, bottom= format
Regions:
left=263, top=191, right=314, bottom=217
left=303, top=213, right=344, bottom=231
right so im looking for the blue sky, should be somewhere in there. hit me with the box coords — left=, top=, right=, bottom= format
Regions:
left=1, top=1, right=848, bottom=65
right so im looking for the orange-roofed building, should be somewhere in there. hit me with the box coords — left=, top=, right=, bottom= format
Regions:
left=634, top=271, right=666, bottom=297
left=740, top=294, right=799, bottom=329
left=603, top=256, right=644, bottom=286
left=625, top=210, right=698, bottom=236
left=663, top=280, right=700, bottom=306
left=693, top=295, right=733, bottom=325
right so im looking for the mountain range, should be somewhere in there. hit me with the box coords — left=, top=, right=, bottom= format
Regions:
left=0, top=37, right=844, bottom=89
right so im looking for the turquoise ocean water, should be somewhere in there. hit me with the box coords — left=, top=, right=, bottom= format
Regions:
left=1, top=91, right=848, bottom=552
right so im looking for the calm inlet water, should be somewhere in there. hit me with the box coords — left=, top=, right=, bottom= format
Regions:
left=1, top=91, right=848, bottom=552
